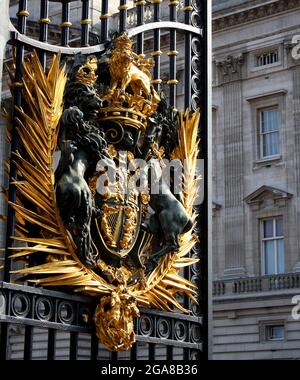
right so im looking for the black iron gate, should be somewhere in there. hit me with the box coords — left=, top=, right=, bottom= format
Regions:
left=0, top=0, right=208, bottom=361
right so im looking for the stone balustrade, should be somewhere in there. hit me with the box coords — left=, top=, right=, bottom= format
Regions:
left=213, top=273, right=300, bottom=297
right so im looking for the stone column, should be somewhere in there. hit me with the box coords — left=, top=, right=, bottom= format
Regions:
left=215, top=54, right=246, bottom=278
left=0, top=0, right=11, bottom=281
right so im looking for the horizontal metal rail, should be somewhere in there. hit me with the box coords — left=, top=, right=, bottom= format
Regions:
left=0, top=282, right=202, bottom=350
left=8, top=21, right=202, bottom=55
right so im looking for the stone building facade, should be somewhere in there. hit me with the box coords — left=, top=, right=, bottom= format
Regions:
left=212, top=0, right=300, bottom=360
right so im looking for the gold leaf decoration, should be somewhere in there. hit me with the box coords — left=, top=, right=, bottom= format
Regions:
left=8, top=52, right=105, bottom=290
left=6, top=51, right=200, bottom=351
left=131, top=109, right=201, bottom=313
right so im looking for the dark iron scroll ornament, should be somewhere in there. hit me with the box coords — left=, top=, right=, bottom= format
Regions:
left=5, top=33, right=200, bottom=352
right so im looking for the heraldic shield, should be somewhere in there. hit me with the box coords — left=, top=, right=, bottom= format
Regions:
left=5, top=33, right=201, bottom=352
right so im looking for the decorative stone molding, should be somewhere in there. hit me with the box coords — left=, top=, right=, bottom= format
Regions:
left=245, top=89, right=288, bottom=102
left=213, top=0, right=300, bottom=32
left=282, top=39, right=300, bottom=72
left=215, top=54, right=245, bottom=84
left=244, top=185, right=293, bottom=210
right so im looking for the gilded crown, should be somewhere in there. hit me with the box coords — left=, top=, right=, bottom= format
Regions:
left=98, top=35, right=160, bottom=133
left=76, top=56, right=98, bottom=87
left=114, top=33, right=134, bottom=50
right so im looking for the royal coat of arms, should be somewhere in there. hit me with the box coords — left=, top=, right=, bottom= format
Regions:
left=5, top=34, right=200, bottom=351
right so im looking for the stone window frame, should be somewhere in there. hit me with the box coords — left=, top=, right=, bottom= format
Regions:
left=256, top=211, right=287, bottom=277
left=259, top=319, right=286, bottom=343
left=260, top=216, right=285, bottom=276
left=251, top=207, right=287, bottom=277
left=244, top=185, right=293, bottom=276
left=246, top=90, right=287, bottom=170
left=258, top=106, right=280, bottom=159
left=249, top=44, right=283, bottom=74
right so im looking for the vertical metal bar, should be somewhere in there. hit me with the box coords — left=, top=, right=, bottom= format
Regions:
left=151, top=0, right=162, bottom=92
left=0, top=323, right=9, bottom=360
left=184, top=0, right=192, bottom=110
left=166, top=345, right=173, bottom=360
left=47, top=329, right=56, bottom=360
left=119, top=0, right=128, bottom=33
left=135, top=1, right=145, bottom=55
left=39, top=0, right=50, bottom=70
left=81, top=0, right=90, bottom=47
left=111, top=351, right=118, bottom=360
left=206, top=0, right=213, bottom=360
left=183, top=0, right=193, bottom=309
left=130, top=342, right=137, bottom=360
left=100, top=0, right=109, bottom=43
left=69, top=331, right=78, bottom=360
left=148, top=343, right=155, bottom=360
left=61, top=1, right=71, bottom=47
left=184, top=348, right=190, bottom=361
left=191, top=0, right=210, bottom=360
left=3, top=0, right=27, bottom=284
left=23, top=325, right=33, bottom=360
left=90, top=333, right=98, bottom=360
left=168, top=0, right=178, bottom=109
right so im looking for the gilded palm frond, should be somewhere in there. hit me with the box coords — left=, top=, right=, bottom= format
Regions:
left=8, top=51, right=104, bottom=290
left=133, top=110, right=201, bottom=312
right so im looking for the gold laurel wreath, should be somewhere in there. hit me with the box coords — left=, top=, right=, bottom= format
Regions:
left=7, top=52, right=200, bottom=315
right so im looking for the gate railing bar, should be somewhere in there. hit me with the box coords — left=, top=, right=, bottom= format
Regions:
left=183, top=347, right=190, bottom=360
left=130, top=342, right=137, bottom=360
left=69, top=331, right=78, bottom=360
left=111, top=351, right=118, bottom=360
left=0, top=282, right=93, bottom=301
left=206, top=0, right=213, bottom=360
left=137, top=336, right=202, bottom=351
left=148, top=342, right=155, bottom=360
left=184, top=0, right=192, bottom=111
left=168, top=0, right=178, bottom=109
left=0, top=282, right=201, bottom=350
left=195, top=0, right=211, bottom=360
left=3, top=0, right=28, bottom=286
left=90, top=333, right=99, bottom=360
left=136, top=307, right=202, bottom=324
left=119, top=0, right=128, bottom=34
left=166, top=345, right=173, bottom=360
left=100, top=0, right=109, bottom=43
left=151, top=0, right=162, bottom=92
left=81, top=0, right=90, bottom=47
left=135, top=0, right=145, bottom=55
left=183, top=0, right=193, bottom=314
left=47, top=328, right=56, bottom=360
left=39, top=0, right=50, bottom=70
left=1, top=316, right=93, bottom=333
left=24, top=325, right=33, bottom=360
left=9, top=22, right=201, bottom=56
left=61, top=0, right=71, bottom=46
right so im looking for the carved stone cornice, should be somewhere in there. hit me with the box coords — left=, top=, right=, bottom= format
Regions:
left=213, top=0, right=300, bottom=32
left=244, top=185, right=293, bottom=210
left=215, top=54, right=245, bottom=84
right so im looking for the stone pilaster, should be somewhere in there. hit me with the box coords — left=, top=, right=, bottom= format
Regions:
left=216, top=54, right=246, bottom=278
left=291, top=62, right=300, bottom=272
